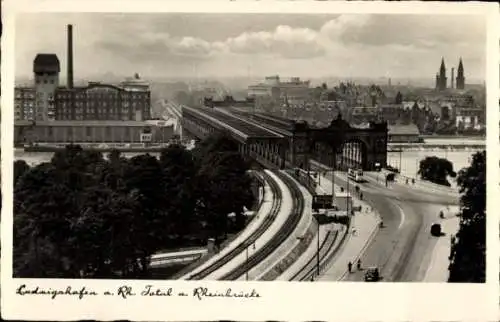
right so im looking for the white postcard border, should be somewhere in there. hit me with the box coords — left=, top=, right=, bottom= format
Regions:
left=2, top=1, right=499, bottom=321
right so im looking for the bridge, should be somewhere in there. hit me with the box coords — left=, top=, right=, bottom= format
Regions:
left=181, top=105, right=388, bottom=171
left=179, top=102, right=463, bottom=286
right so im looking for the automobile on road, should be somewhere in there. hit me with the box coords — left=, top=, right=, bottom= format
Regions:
left=364, top=266, right=380, bottom=282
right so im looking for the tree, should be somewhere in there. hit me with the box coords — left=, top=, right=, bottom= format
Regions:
left=417, top=156, right=457, bottom=186
left=159, top=144, right=199, bottom=237
left=14, top=160, right=31, bottom=186
left=14, top=137, right=257, bottom=279
left=448, top=151, right=485, bottom=282
left=196, top=151, right=253, bottom=240
left=395, top=91, right=403, bottom=104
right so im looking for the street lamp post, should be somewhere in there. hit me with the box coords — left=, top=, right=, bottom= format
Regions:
left=399, top=149, right=402, bottom=173
left=332, top=152, right=336, bottom=197
left=415, top=158, right=418, bottom=180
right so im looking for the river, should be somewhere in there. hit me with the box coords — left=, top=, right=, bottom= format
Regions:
left=14, top=138, right=484, bottom=176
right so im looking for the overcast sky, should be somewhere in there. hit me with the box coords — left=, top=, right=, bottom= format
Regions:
left=15, top=13, right=486, bottom=81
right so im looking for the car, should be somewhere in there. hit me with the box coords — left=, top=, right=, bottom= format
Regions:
left=364, top=266, right=380, bottom=282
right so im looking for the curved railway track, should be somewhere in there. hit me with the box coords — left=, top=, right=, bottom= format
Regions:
left=291, top=230, right=332, bottom=281
left=187, top=170, right=282, bottom=280
left=221, top=170, right=305, bottom=280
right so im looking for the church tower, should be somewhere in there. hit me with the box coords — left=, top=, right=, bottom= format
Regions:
left=456, top=58, right=465, bottom=90
left=435, top=58, right=447, bottom=91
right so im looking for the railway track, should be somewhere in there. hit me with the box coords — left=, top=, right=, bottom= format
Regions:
left=221, top=170, right=305, bottom=280
left=186, top=170, right=282, bottom=280
left=290, top=230, right=343, bottom=281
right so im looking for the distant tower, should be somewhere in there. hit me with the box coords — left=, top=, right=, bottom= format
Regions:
left=456, top=58, right=465, bottom=90
left=388, top=78, right=392, bottom=87
left=33, top=54, right=60, bottom=121
left=67, top=24, right=74, bottom=89
left=451, top=68, right=455, bottom=89
left=435, top=58, right=447, bottom=91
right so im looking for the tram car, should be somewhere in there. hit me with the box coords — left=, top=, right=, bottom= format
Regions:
left=347, top=168, right=365, bottom=183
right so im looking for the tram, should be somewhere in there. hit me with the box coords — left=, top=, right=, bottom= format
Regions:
left=347, top=168, right=364, bottom=182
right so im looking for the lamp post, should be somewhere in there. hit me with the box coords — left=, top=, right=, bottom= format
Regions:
left=415, top=158, right=418, bottom=180
left=332, top=152, right=336, bottom=197
left=399, top=149, right=402, bottom=173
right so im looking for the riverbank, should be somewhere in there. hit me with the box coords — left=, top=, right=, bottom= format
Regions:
left=22, top=145, right=169, bottom=153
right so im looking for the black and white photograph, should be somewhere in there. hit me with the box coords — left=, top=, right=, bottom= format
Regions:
left=11, top=10, right=488, bottom=283
left=2, top=1, right=499, bottom=321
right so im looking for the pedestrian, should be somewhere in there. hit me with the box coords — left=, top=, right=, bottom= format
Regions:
left=357, top=259, right=361, bottom=270
left=348, top=261, right=352, bottom=273
left=360, top=192, right=363, bottom=200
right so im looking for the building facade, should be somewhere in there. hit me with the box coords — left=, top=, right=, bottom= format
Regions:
left=349, top=106, right=378, bottom=124
left=54, top=82, right=151, bottom=121
left=248, top=75, right=311, bottom=103
left=15, top=79, right=151, bottom=122
left=455, top=107, right=483, bottom=130
left=15, top=46, right=151, bottom=122
left=33, top=53, right=60, bottom=120
left=387, top=124, right=421, bottom=143
left=14, top=120, right=173, bottom=146
left=15, top=87, right=36, bottom=120
left=378, top=104, right=404, bottom=124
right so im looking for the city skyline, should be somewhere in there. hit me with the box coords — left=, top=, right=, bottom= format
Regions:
left=15, top=13, right=486, bottom=82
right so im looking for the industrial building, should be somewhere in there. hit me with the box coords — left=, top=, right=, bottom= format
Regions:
left=14, top=24, right=167, bottom=145
left=15, top=24, right=151, bottom=123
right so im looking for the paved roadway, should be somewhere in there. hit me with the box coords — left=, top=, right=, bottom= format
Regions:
left=332, top=171, right=459, bottom=282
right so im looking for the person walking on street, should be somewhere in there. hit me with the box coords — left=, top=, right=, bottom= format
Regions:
left=348, top=261, right=352, bottom=273
left=357, top=259, right=361, bottom=271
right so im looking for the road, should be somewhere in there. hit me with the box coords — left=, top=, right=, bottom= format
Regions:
left=333, top=172, right=459, bottom=282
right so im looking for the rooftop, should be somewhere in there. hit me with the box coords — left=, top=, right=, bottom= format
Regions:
left=33, top=54, right=60, bottom=73
left=388, top=124, right=420, bottom=136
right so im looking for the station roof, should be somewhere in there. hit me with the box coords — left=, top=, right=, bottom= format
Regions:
left=184, top=106, right=283, bottom=141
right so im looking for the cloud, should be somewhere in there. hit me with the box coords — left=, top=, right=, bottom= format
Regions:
left=337, top=15, right=485, bottom=49
left=15, top=13, right=486, bottom=80
left=223, top=25, right=325, bottom=58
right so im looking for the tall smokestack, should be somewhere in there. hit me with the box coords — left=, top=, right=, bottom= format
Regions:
left=451, top=67, right=455, bottom=89
left=67, top=24, right=74, bottom=88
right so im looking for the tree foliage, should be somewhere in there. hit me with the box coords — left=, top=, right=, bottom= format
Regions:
left=14, top=135, right=255, bottom=278
left=448, top=151, right=485, bottom=282
left=417, top=156, right=457, bottom=186
left=395, top=91, right=403, bottom=104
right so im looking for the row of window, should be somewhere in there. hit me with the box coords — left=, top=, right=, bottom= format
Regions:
left=35, top=79, right=56, bottom=84
left=58, top=102, right=146, bottom=108
left=46, top=127, right=130, bottom=137
left=57, top=93, right=149, bottom=100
